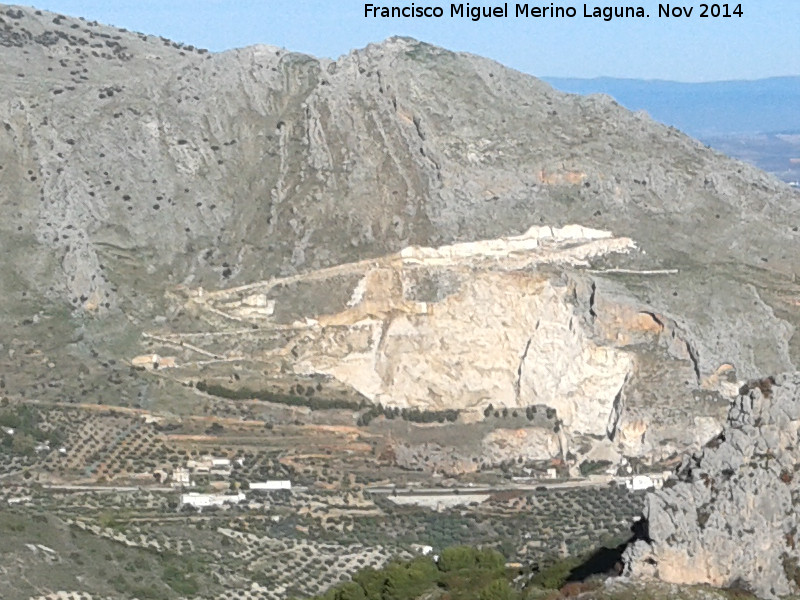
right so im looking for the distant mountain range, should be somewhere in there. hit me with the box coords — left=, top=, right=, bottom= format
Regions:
left=543, top=76, right=800, bottom=137
left=544, top=76, right=800, bottom=183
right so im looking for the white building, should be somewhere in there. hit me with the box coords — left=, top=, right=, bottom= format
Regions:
left=172, top=467, right=192, bottom=488
left=187, top=455, right=231, bottom=475
left=179, top=492, right=246, bottom=510
left=210, top=458, right=232, bottom=475
left=249, top=480, right=292, bottom=491
left=623, top=473, right=668, bottom=491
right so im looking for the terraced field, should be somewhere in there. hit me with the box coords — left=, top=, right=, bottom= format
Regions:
left=0, top=397, right=647, bottom=600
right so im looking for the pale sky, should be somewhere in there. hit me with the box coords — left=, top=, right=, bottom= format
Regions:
left=25, top=1, right=800, bottom=82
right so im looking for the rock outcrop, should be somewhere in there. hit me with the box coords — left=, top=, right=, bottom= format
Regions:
left=287, top=227, right=635, bottom=427
left=624, top=373, right=800, bottom=599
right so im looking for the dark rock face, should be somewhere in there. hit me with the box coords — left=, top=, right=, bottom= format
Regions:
left=624, top=374, right=800, bottom=599
left=0, top=3, right=798, bottom=466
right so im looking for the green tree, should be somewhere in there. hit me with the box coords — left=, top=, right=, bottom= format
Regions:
left=476, top=548, right=505, bottom=571
left=352, top=567, right=384, bottom=600
left=478, top=579, right=516, bottom=600
left=438, top=546, right=504, bottom=574
left=438, top=546, right=479, bottom=572
left=11, top=433, right=35, bottom=456
left=0, top=410, right=21, bottom=429
left=331, top=582, right=367, bottom=600
left=312, top=548, right=521, bottom=600
left=405, top=557, right=438, bottom=586
left=381, top=558, right=438, bottom=600
left=529, top=556, right=581, bottom=590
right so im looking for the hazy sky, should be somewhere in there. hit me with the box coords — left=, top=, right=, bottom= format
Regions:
left=27, top=1, right=800, bottom=82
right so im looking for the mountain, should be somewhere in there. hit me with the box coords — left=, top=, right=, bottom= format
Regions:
left=1, top=2, right=800, bottom=489
left=5, top=4, right=800, bottom=599
left=544, top=76, right=800, bottom=184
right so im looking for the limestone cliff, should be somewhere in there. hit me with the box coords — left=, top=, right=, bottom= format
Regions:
left=624, top=374, right=800, bottom=599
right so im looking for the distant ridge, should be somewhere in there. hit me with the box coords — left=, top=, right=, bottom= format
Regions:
left=543, top=75, right=800, bottom=137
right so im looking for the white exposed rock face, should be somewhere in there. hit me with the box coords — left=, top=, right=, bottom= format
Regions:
left=218, top=294, right=276, bottom=320
left=176, top=225, right=639, bottom=449
left=517, top=287, right=633, bottom=435
left=159, top=220, right=736, bottom=468
left=398, top=224, right=616, bottom=265
left=297, top=273, right=632, bottom=432
left=692, top=416, right=724, bottom=447
left=130, top=354, right=177, bottom=369
left=280, top=227, right=635, bottom=438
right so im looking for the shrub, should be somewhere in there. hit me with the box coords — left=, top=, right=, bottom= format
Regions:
left=479, top=578, right=517, bottom=600
left=196, top=381, right=361, bottom=410
left=528, top=557, right=581, bottom=590
left=782, top=554, right=800, bottom=588
left=162, top=561, right=200, bottom=595
left=439, top=546, right=504, bottom=573
left=578, top=460, right=612, bottom=477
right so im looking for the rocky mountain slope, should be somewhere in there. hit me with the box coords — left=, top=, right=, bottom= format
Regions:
left=1, top=3, right=799, bottom=471
left=624, top=374, right=800, bottom=599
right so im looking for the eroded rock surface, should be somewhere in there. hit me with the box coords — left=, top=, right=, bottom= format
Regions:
left=624, top=373, right=800, bottom=599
